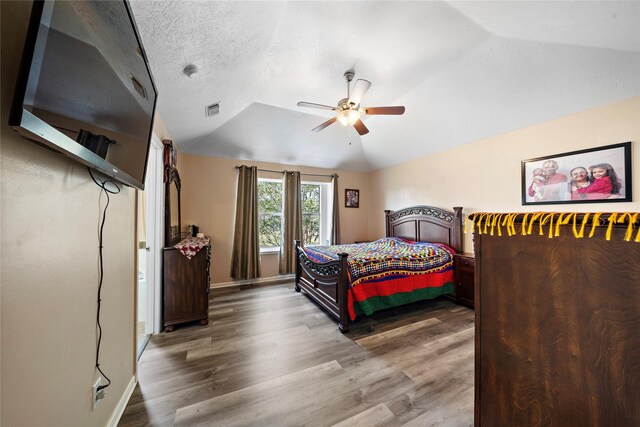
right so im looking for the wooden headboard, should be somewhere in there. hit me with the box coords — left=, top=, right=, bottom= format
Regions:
left=384, top=206, right=463, bottom=253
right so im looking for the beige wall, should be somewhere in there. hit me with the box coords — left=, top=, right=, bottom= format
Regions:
left=1, top=2, right=135, bottom=425
left=179, top=98, right=639, bottom=283
left=178, top=155, right=370, bottom=283
left=153, top=114, right=173, bottom=142
left=368, top=97, right=640, bottom=252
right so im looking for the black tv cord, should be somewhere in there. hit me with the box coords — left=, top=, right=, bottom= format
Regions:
left=88, top=168, right=121, bottom=391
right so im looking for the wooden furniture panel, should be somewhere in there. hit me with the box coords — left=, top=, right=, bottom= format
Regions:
left=164, top=167, right=182, bottom=246
left=163, top=244, right=210, bottom=332
left=384, top=206, right=463, bottom=253
left=453, top=253, right=474, bottom=308
left=474, top=215, right=640, bottom=426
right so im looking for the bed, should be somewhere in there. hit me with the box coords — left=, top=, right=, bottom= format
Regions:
left=295, top=206, right=463, bottom=332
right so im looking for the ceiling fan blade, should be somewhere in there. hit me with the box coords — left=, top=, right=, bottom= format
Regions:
left=348, top=79, right=371, bottom=106
left=363, top=106, right=405, bottom=115
left=353, top=119, right=369, bottom=136
left=297, top=101, right=336, bottom=111
left=312, top=117, right=337, bottom=132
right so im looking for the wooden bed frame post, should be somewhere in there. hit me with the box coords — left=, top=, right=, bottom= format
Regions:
left=337, top=252, right=350, bottom=333
left=452, top=206, right=463, bottom=253
left=384, top=210, right=392, bottom=237
left=294, top=240, right=301, bottom=292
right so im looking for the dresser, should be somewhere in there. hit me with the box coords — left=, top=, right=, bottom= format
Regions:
left=163, top=240, right=211, bottom=332
left=473, top=212, right=639, bottom=426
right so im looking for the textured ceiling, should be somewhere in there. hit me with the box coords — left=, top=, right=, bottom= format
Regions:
left=129, top=1, right=640, bottom=172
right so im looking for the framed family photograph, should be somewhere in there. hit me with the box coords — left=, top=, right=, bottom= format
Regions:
left=521, top=142, right=631, bottom=205
left=345, top=189, right=360, bottom=208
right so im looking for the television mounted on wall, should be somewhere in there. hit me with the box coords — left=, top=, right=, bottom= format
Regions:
left=9, top=0, right=157, bottom=191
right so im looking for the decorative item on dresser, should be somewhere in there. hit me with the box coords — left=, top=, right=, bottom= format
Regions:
left=471, top=212, right=640, bottom=426
left=295, top=206, right=464, bottom=332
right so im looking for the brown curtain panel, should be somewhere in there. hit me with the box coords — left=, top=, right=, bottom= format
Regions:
left=279, top=171, right=303, bottom=274
left=231, top=165, right=261, bottom=280
left=331, top=174, right=341, bottom=244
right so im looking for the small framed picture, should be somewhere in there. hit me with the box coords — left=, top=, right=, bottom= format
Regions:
left=345, top=189, right=360, bottom=208
left=521, top=142, right=631, bottom=205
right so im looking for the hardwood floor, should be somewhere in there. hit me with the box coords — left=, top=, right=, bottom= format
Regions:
left=119, top=282, right=474, bottom=426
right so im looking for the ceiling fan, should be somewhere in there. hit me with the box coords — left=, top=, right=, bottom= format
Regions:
left=297, top=71, right=405, bottom=136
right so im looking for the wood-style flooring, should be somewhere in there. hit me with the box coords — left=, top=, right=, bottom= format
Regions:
left=119, top=282, right=474, bottom=426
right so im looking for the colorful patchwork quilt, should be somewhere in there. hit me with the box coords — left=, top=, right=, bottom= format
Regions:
left=302, top=237, right=456, bottom=319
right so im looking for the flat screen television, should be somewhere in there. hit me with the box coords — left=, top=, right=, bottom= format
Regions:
left=9, top=0, right=157, bottom=190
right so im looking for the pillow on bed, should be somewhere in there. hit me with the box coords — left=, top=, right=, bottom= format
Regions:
left=394, top=236, right=416, bottom=244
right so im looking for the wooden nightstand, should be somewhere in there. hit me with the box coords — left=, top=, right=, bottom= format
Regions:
left=453, top=253, right=475, bottom=308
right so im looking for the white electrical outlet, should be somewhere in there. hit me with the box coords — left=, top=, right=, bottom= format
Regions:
left=92, top=377, right=105, bottom=410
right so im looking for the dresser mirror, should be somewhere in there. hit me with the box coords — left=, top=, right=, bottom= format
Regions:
left=165, top=167, right=182, bottom=246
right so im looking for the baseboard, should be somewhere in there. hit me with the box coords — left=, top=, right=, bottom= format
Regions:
left=211, top=274, right=295, bottom=289
left=107, top=376, right=136, bottom=427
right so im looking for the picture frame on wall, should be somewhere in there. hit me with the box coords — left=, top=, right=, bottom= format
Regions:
left=521, top=142, right=631, bottom=205
left=345, top=189, right=360, bottom=208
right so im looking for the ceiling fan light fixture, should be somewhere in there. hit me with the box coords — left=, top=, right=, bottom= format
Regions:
left=337, top=109, right=360, bottom=126
left=298, top=72, right=405, bottom=135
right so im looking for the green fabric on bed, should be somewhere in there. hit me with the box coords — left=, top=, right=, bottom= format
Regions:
left=353, top=282, right=455, bottom=317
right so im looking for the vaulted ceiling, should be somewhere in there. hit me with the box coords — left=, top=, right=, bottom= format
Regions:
left=129, top=1, right=640, bottom=172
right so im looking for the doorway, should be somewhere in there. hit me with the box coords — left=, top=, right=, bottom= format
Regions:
left=137, top=134, right=163, bottom=358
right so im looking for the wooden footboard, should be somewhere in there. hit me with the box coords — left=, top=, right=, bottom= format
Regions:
left=295, top=240, right=350, bottom=333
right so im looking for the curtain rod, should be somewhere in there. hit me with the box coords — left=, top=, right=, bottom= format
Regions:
left=235, top=165, right=337, bottom=178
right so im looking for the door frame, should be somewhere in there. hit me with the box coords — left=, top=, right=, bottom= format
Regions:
left=146, top=134, right=164, bottom=334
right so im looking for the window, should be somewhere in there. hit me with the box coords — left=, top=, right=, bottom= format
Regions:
left=258, top=178, right=333, bottom=250
left=301, top=184, right=320, bottom=245
left=302, top=181, right=333, bottom=247
left=258, top=179, right=282, bottom=250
